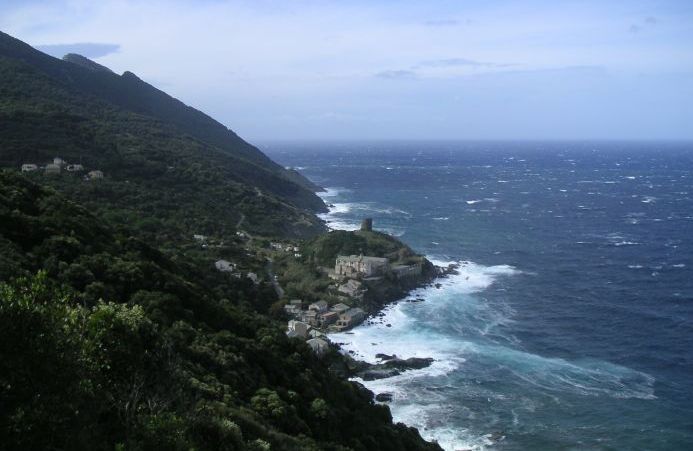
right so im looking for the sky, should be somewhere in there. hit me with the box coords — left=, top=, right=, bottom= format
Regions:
left=1, top=0, right=692, bottom=141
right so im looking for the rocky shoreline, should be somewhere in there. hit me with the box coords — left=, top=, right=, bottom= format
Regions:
left=330, top=261, right=462, bottom=402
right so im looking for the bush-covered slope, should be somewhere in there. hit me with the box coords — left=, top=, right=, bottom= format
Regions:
left=0, top=171, right=441, bottom=451
left=0, top=30, right=325, bottom=239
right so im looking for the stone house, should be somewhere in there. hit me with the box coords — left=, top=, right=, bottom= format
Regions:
left=338, top=279, right=364, bottom=298
left=88, top=170, right=104, bottom=179
left=335, top=255, right=389, bottom=278
left=318, top=311, right=339, bottom=327
left=21, top=164, right=38, bottom=172
left=330, top=303, right=351, bottom=315
left=287, top=320, right=310, bottom=339
left=306, top=337, right=330, bottom=356
left=302, top=310, right=320, bottom=327
left=335, top=307, right=366, bottom=330
left=214, top=260, right=235, bottom=272
left=309, top=300, right=328, bottom=313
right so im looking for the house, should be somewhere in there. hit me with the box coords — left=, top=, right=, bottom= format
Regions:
left=66, top=164, right=84, bottom=172
left=284, top=300, right=303, bottom=317
left=284, top=304, right=301, bottom=317
left=246, top=272, right=259, bottom=284
left=335, top=255, right=389, bottom=278
left=44, top=163, right=61, bottom=174
left=309, top=300, right=328, bottom=313
left=214, top=260, right=235, bottom=272
left=306, top=338, right=330, bottom=356
left=287, top=320, right=310, bottom=339
left=88, top=170, right=104, bottom=179
left=338, top=279, right=364, bottom=298
left=330, top=303, right=351, bottom=315
left=335, top=307, right=366, bottom=330
left=193, top=234, right=206, bottom=241
left=53, top=157, right=65, bottom=166
left=302, top=310, right=320, bottom=327
left=21, top=164, right=38, bottom=172
left=318, top=311, right=339, bottom=327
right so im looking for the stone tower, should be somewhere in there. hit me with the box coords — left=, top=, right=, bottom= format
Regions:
left=361, top=218, right=373, bottom=232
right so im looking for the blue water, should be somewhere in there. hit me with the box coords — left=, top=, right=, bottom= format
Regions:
left=262, top=141, right=693, bottom=450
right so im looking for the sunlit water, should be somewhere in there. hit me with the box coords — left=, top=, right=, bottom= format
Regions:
left=263, top=141, right=693, bottom=450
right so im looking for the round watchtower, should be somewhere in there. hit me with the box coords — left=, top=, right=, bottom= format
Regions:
left=361, top=218, right=373, bottom=232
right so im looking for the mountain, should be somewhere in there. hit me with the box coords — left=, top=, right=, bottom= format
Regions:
left=0, top=30, right=326, bottom=239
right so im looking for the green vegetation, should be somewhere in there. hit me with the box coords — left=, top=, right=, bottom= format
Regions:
left=305, top=230, right=425, bottom=268
left=0, top=172, right=440, bottom=450
left=0, top=31, right=441, bottom=450
left=0, top=30, right=325, bottom=241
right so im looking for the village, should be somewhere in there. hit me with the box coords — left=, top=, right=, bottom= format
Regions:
left=201, top=217, right=431, bottom=357
left=20, top=156, right=104, bottom=180
left=281, top=219, right=426, bottom=356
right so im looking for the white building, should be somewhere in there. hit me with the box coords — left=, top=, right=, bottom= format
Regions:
left=66, top=164, right=84, bottom=172
left=88, top=170, right=103, bottom=179
left=21, top=164, right=38, bottom=172
left=214, top=260, right=235, bottom=272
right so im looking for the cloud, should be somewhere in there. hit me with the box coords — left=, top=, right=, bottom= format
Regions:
left=417, top=58, right=515, bottom=69
left=645, top=16, right=657, bottom=25
left=628, top=24, right=641, bottom=33
left=35, top=42, right=120, bottom=59
left=374, top=70, right=417, bottom=80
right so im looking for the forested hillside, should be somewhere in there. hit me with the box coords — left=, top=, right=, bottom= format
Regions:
left=0, top=30, right=325, bottom=240
left=0, top=171, right=440, bottom=450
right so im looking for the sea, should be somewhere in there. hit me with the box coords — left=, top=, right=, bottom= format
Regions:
left=261, top=141, right=693, bottom=451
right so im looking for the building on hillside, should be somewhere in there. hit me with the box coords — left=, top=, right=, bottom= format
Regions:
left=21, top=164, right=38, bottom=172
left=45, top=163, right=61, bottom=174
left=214, top=260, right=235, bottom=272
left=66, top=164, right=84, bottom=172
left=335, top=255, right=389, bottom=278
left=246, top=272, right=259, bottom=285
left=88, top=170, right=104, bottom=179
left=318, top=311, right=339, bottom=327
left=309, top=300, right=328, bottom=313
left=306, top=337, right=330, bottom=356
left=287, top=320, right=310, bottom=339
left=53, top=157, right=65, bottom=166
left=338, top=279, right=365, bottom=298
left=330, top=303, right=351, bottom=315
left=302, top=310, right=319, bottom=327
left=335, top=307, right=366, bottom=330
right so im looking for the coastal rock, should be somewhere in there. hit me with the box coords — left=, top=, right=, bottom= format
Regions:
left=375, top=353, right=396, bottom=361
left=375, top=392, right=393, bottom=402
left=353, top=357, right=435, bottom=381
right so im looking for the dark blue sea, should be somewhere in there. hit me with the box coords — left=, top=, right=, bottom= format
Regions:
left=262, top=141, right=693, bottom=450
